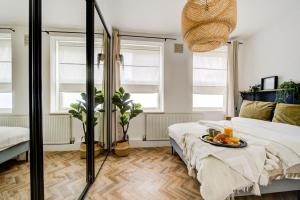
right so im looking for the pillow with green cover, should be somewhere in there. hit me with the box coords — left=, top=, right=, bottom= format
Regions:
left=272, top=103, right=300, bottom=126
left=239, top=100, right=276, bottom=121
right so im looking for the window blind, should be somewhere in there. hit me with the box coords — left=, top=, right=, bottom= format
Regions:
left=0, top=33, right=12, bottom=112
left=120, top=41, right=163, bottom=111
left=193, top=46, right=228, bottom=110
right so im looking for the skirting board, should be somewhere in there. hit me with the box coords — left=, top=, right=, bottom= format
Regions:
left=129, top=140, right=170, bottom=148
left=43, top=143, right=80, bottom=151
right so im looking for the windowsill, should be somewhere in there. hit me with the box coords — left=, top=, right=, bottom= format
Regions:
left=192, top=109, right=225, bottom=113
left=49, top=112, right=70, bottom=115
left=143, top=111, right=164, bottom=114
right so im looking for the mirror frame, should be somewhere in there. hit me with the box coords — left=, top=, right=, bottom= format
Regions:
left=29, top=0, right=112, bottom=199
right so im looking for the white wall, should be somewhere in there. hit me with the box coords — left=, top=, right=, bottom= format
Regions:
left=239, top=9, right=300, bottom=90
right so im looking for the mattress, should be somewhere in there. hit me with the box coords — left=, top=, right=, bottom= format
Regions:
left=0, top=127, right=29, bottom=152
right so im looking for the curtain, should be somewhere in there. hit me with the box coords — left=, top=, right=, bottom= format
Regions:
left=226, top=40, right=239, bottom=117
left=112, top=28, right=121, bottom=143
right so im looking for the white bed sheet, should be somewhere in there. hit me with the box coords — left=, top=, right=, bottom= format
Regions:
left=0, top=127, right=29, bottom=152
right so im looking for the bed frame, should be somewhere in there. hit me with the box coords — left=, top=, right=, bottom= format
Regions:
left=170, top=138, right=300, bottom=197
left=0, top=141, right=29, bottom=164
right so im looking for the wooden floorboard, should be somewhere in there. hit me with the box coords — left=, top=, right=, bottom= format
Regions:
left=0, top=151, right=106, bottom=200
left=87, top=147, right=298, bottom=200
left=0, top=147, right=298, bottom=200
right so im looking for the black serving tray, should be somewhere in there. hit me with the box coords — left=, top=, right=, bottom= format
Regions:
left=200, top=134, right=247, bottom=148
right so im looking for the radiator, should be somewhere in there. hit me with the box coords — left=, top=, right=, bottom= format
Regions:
left=146, top=113, right=203, bottom=141
left=0, top=115, right=72, bottom=144
left=43, top=115, right=72, bottom=144
left=0, top=115, right=29, bottom=128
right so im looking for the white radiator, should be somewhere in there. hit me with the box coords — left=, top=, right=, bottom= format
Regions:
left=43, top=115, right=72, bottom=144
left=0, top=115, right=29, bottom=128
left=146, top=113, right=203, bottom=141
left=0, top=115, right=72, bottom=144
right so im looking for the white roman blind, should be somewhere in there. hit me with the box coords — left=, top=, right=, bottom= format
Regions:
left=193, top=46, right=228, bottom=110
left=0, top=33, right=12, bottom=113
left=51, top=36, right=103, bottom=112
left=120, top=40, right=163, bottom=111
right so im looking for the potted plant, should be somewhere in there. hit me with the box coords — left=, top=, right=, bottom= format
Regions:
left=276, top=81, right=300, bottom=103
left=68, top=88, right=104, bottom=159
left=112, top=87, right=143, bottom=157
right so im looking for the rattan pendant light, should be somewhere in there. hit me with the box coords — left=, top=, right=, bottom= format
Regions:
left=182, top=0, right=237, bottom=52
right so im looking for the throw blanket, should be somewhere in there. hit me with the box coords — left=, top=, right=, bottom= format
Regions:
left=180, top=118, right=300, bottom=200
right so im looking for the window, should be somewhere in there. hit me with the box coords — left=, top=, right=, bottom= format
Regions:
left=50, top=36, right=103, bottom=112
left=0, top=33, right=12, bottom=113
left=193, top=46, right=228, bottom=111
left=120, top=40, right=164, bottom=112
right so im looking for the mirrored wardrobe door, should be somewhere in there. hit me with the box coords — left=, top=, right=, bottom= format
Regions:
left=0, top=1, right=30, bottom=199
left=42, top=0, right=87, bottom=199
left=94, top=5, right=108, bottom=176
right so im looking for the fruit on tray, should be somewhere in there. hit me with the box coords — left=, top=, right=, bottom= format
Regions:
left=204, top=127, right=240, bottom=146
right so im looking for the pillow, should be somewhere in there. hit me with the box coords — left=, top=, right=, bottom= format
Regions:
left=272, top=103, right=300, bottom=126
left=239, top=100, right=276, bottom=121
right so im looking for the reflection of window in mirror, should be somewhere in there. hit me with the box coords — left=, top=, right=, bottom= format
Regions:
left=49, top=36, right=103, bottom=113
left=0, top=33, right=12, bottom=113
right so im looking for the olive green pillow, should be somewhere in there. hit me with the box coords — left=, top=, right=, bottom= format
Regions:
left=239, top=100, right=276, bottom=121
left=272, top=103, right=300, bottom=126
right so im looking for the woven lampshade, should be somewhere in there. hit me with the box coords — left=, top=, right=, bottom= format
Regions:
left=182, top=0, right=237, bottom=52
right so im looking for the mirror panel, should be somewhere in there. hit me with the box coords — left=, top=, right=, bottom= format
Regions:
left=94, top=5, right=109, bottom=176
left=42, top=0, right=87, bottom=199
left=0, top=0, right=30, bottom=199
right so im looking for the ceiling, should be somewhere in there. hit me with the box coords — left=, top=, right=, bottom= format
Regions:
left=102, top=0, right=300, bottom=39
left=0, top=0, right=103, bottom=30
left=0, top=0, right=299, bottom=39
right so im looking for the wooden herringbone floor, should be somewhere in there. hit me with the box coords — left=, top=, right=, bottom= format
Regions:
left=0, top=151, right=106, bottom=200
left=0, top=148, right=298, bottom=200
left=87, top=147, right=298, bottom=200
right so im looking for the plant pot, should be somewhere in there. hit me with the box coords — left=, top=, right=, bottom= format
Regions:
left=114, top=141, right=130, bottom=157
left=80, top=142, right=103, bottom=159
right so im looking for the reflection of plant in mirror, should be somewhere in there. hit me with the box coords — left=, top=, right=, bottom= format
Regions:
left=68, top=88, right=104, bottom=142
left=276, top=81, right=300, bottom=103
left=112, top=87, right=143, bottom=142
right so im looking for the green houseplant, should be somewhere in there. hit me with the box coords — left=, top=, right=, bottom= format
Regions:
left=276, top=81, right=300, bottom=103
left=112, top=87, right=143, bottom=156
left=68, top=88, right=104, bottom=158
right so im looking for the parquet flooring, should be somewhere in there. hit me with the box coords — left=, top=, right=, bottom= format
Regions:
left=0, top=151, right=106, bottom=200
left=87, top=147, right=298, bottom=200
left=0, top=147, right=298, bottom=200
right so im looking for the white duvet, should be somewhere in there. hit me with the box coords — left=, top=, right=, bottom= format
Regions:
left=168, top=117, right=300, bottom=200
left=0, top=127, right=29, bottom=151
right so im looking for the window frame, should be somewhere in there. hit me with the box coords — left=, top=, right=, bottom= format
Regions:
left=192, top=46, right=228, bottom=112
left=50, top=35, right=103, bottom=113
left=120, top=40, right=164, bottom=113
left=0, top=33, right=12, bottom=113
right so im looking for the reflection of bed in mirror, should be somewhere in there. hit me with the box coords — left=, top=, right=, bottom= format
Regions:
left=0, top=127, right=29, bottom=164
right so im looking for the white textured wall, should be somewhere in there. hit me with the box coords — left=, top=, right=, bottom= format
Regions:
left=239, top=9, right=300, bottom=91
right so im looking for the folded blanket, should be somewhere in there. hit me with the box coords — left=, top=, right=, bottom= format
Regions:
left=182, top=133, right=265, bottom=200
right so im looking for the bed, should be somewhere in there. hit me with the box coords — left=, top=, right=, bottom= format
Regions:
left=169, top=118, right=300, bottom=199
left=0, top=127, right=29, bottom=164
